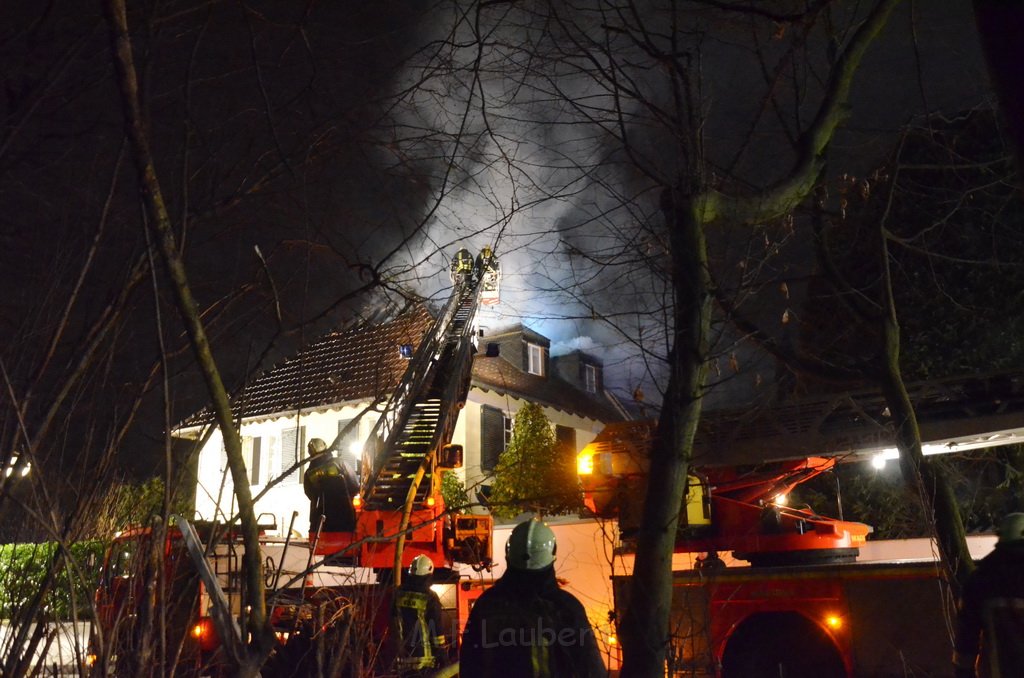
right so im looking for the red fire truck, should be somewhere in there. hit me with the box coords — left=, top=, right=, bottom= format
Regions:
left=90, top=248, right=501, bottom=676
left=577, top=420, right=961, bottom=677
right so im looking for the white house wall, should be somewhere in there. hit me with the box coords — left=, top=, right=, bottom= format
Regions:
left=191, top=405, right=378, bottom=536
left=187, top=387, right=606, bottom=538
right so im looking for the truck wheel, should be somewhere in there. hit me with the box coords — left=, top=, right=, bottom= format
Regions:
left=721, top=611, right=846, bottom=678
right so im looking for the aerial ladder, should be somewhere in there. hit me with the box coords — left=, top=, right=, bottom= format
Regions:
left=315, top=247, right=500, bottom=571
left=90, top=249, right=502, bottom=676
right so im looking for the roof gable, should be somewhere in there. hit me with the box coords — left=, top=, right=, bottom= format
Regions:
left=472, top=354, right=624, bottom=422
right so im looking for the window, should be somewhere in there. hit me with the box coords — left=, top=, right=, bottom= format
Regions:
left=338, top=418, right=361, bottom=481
left=504, top=413, right=514, bottom=449
left=338, top=418, right=361, bottom=456
left=527, top=343, right=545, bottom=376
left=584, top=364, right=598, bottom=393
left=281, top=425, right=306, bottom=483
left=480, top=406, right=507, bottom=472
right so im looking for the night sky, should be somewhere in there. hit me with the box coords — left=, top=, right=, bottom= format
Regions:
left=0, top=1, right=1006, bottom=482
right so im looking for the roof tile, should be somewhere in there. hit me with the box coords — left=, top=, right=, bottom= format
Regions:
left=181, top=305, right=624, bottom=427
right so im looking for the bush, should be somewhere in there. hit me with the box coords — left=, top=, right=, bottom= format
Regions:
left=0, top=540, right=105, bottom=621
left=489, top=403, right=582, bottom=519
left=441, top=471, right=471, bottom=514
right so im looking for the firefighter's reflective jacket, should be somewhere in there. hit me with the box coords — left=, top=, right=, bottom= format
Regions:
left=460, top=565, right=605, bottom=678
left=393, top=576, right=447, bottom=672
left=451, top=248, right=475, bottom=279
left=954, top=542, right=1024, bottom=677
left=302, top=452, right=358, bottom=532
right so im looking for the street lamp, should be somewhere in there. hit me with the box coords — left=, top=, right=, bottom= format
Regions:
left=4, top=456, right=30, bottom=478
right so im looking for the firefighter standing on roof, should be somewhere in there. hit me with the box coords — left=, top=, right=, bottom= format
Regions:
left=460, top=518, right=606, bottom=677
left=393, top=554, right=449, bottom=676
left=953, top=512, right=1024, bottom=677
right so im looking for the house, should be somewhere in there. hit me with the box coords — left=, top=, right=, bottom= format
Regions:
left=175, top=305, right=628, bottom=536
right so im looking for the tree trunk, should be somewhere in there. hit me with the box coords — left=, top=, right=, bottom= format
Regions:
left=103, top=1, right=274, bottom=673
left=879, top=314, right=974, bottom=592
left=620, top=191, right=711, bottom=677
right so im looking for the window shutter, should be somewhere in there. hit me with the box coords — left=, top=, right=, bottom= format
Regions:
left=480, top=406, right=505, bottom=472
left=555, top=425, right=576, bottom=456
left=217, top=440, right=233, bottom=490
left=281, top=426, right=306, bottom=483
left=555, top=425, right=578, bottom=483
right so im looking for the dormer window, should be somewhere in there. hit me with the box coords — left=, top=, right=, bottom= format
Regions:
left=584, top=364, right=598, bottom=393
left=527, top=342, right=546, bottom=376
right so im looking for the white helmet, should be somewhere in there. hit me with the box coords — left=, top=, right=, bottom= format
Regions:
left=409, top=554, right=434, bottom=577
left=506, top=518, right=556, bottom=570
left=998, top=513, right=1024, bottom=544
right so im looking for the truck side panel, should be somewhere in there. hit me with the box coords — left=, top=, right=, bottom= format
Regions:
left=614, top=562, right=956, bottom=677
left=844, top=569, right=955, bottom=676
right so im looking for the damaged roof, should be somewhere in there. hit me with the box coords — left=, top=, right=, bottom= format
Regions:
left=180, top=304, right=624, bottom=429
left=181, top=305, right=434, bottom=427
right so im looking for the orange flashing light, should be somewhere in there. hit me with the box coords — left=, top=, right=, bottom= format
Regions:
left=191, top=616, right=218, bottom=651
left=825, top=614, right=843, bottom=630
left=426, top=496, right=436, bottom=507
left=352, top=494, right=362, bottom=509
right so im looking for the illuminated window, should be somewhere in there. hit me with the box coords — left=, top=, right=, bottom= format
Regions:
left=527, top=343, right=545, bottom=376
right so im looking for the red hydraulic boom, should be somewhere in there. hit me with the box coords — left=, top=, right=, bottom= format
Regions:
left=577, top=421, right=871, bottom=566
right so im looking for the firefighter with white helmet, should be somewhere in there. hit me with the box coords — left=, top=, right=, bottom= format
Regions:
left=953, top=512, right=1024, bottom=677
left=460, top=518, right=606, bottom=677
left=393, top=554, right=449, bottom=675
left=506, top=517, right=558, bottom=569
